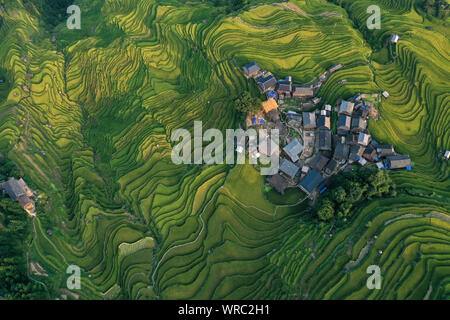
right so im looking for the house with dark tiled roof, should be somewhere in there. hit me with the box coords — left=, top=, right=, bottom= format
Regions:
left=339, top=101, right=354, bottom=115
left=349, top=144, right=365, bottom=161
left=311, top=153, right=330, bottom=172
left=293, top=86, right=314, bottom=98
left=362, top=146, right=378, bottom=162
left=325, top=159, right=337, bottom=175
left=243, top=62, right=261, bottom=78
left=377, top=145, right=395, bottom=157
left=334, top=143, right=350, bottom=163
left=317, top=115, right=331, bottom=130
left=283, top=138, right=304, bottom=163
left=298, top=169, right=324, bottom=195
left=277, top=78, right=292, bottom=94
left=279, top=158, right=300, bottom=180
left=351, top=117, right=367, bottom=132
left=303, top=112, right=316, bottom=130
left=2, top=178, right=35, bottom=216
left=267, top=174, right=289, bottom=195
left=338, top=114, right=351, bottom=134
left=319, top=129, right=332, bottom=151
left=257, top=74, right=277, bottom=93
left=385, top=155, right=411, bottom=169
left=357, top=132, right=371, bottom=146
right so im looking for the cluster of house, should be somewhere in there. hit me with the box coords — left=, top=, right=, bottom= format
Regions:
left=1, top=177, right=36, bottom=216
left=243, top=61, right=343, bottom=106
left=241, top=62, right=412, bottom=199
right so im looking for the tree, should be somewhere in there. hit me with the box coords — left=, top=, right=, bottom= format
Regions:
left=332, top=186, right=347, bottom=203
left=317, top=199, right=335, bottom=221
left=315, top=166, right=395, bottom=222
left=234, top=91, right=262, bottom=115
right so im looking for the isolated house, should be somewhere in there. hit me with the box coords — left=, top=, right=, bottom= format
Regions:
left=2, top=178, right=35, bottom=215
left=283, top=138, right=304, bottom=163
left=391, top=34, right=400, bottom=44
left=328, top=63, right=343, bottom=74
left=279, top=158, right=300, bottom=180
left=303, top=112, right=316, bottom=129
left=243, top=62, right=261, bottom=78
left=298, top=169, right=324, bottom=195
left=339, top=101, right=355, bottom=115
left=382, top=91, right=390, bottom=98
left=445, top=151, right=450, bottom=160
left=385, top=155, right=411, bottom=169
left=3, top=178, right=26, bottom=201
left=319, top=129, right=332, bottom=151
left=257, top=74, right=277, bottom=93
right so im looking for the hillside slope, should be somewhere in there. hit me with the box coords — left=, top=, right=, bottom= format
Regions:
left=0, top=0, right=448, bottom=299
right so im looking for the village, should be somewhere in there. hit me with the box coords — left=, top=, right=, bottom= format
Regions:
left=241, top=61, right=414, bottom=200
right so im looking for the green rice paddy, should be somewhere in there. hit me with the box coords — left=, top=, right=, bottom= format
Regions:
left=0, top=0, right=448, bottom=299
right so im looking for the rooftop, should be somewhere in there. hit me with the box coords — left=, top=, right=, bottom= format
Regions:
left=339, top=101, right=354, bottom=114
left=303, top=112, right=316, bottom=128
left=319, top=129, right=332, bottom=151
left=385, top=155, right=411, bottom=169
left=243, top=62, right=261, bottom=76
left=298, top=170, right=324, bottom=195
left=267, top=174, right=289, bottom=195
left=280, top=158, right=300, bottom=179
left=293, top=86, right=314, bottom=97
left=283, top=138, right=304, bottom=163
left=2, top=178, right=26, bottom=201
left=311, top=153, right=330, bottom=171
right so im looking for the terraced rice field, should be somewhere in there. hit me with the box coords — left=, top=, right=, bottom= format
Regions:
left=0, top=0, right=448, bottom=299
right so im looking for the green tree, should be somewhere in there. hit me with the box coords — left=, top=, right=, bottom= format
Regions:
left=317, top=199, right=335, bottom=221
left=332, top=186, right=347, bottom=203
left=234, top=91, right=262, bottom=115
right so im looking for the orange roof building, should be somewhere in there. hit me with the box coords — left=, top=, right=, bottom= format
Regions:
left=262, top=98, right=278, bottom=114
